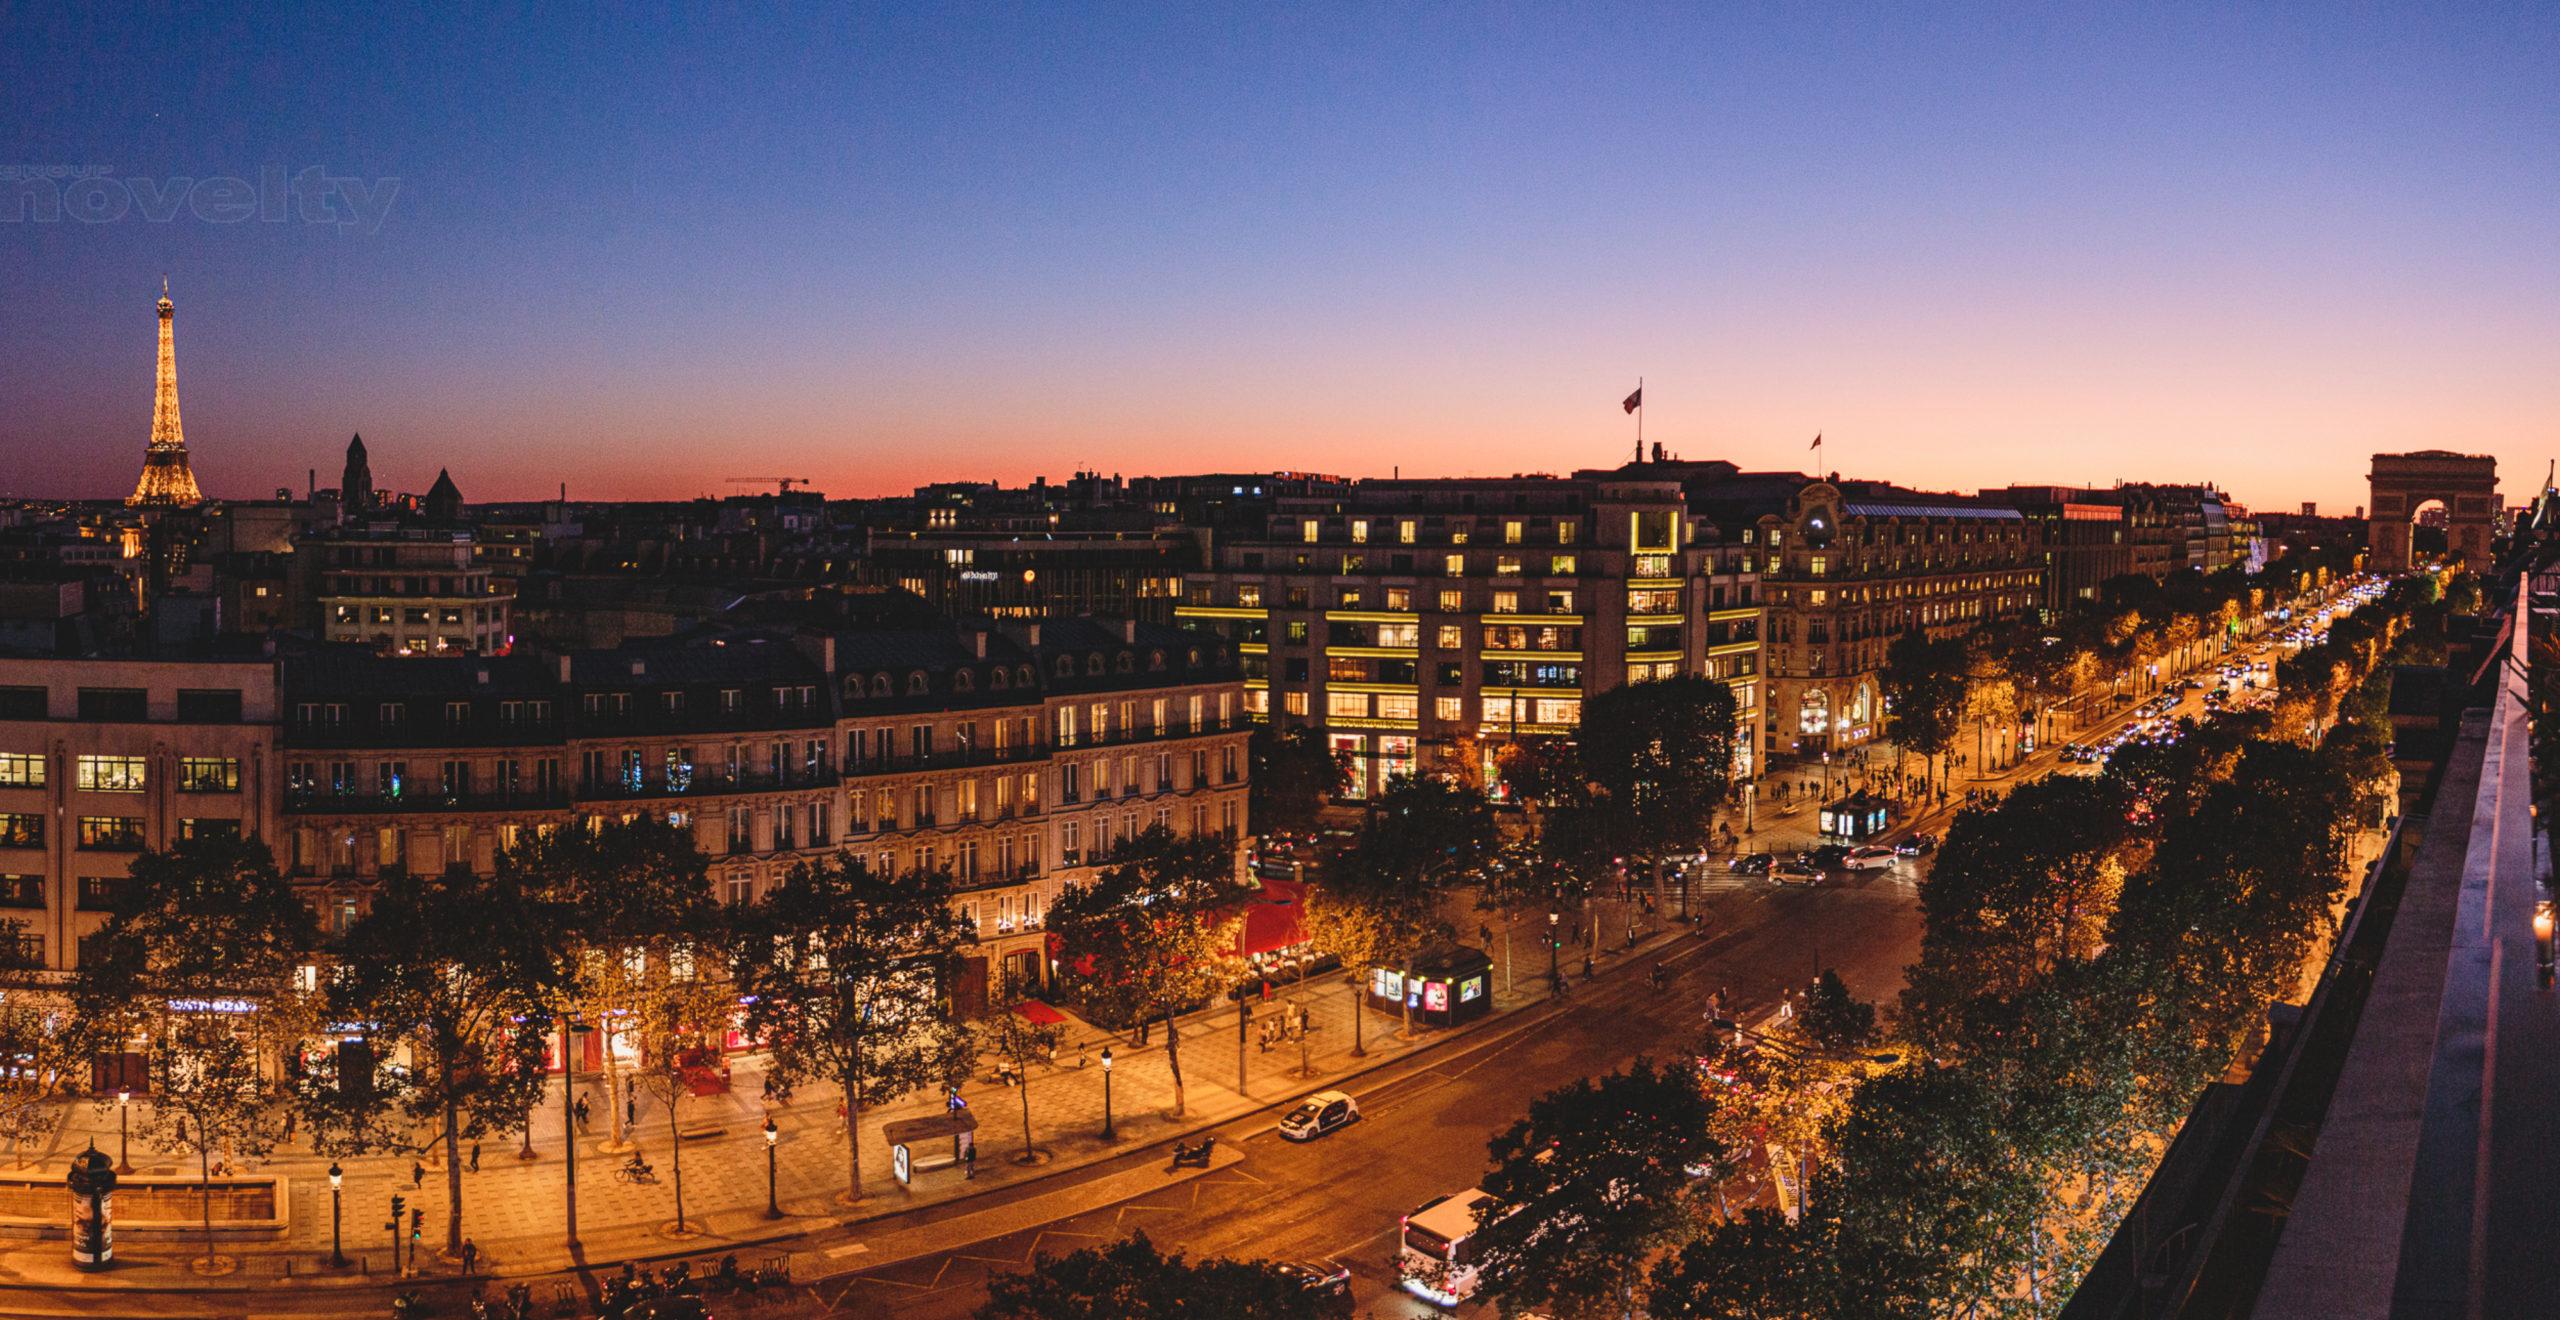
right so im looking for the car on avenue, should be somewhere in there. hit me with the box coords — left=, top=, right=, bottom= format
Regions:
left=1272, top=1258, right=1355, bottom=1306
left=1772, top=860, right=1822, bottom=886
left=1800, top=843, right=1852, bottom=869
left=1843, top=845, right=1898, bottom=870
left=1729, top=852, right=1775, bottom=876
left=1278, top=1090, right=1362, bottom=1142
left=1894, top=832, right=1938, bottom=856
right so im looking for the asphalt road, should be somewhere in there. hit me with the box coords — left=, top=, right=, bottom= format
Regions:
left=817, top=863, right=1927, bottom=1320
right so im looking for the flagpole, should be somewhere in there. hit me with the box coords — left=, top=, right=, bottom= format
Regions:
left=1636, top=377, right=1645, bottom=462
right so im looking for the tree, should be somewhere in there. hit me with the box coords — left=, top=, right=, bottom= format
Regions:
left=137, top=1015, right=291, bottom=1274
left=1048, top=827, right=1245, bottom=1115
left=1649, top=1209, right=1836, bottom=1320
left=1881, top=629, right=1966, bottom=792
left=509, top=818, right=720, bottom=1154
left=1344, top=773, right=1500, bottom=895
left=732, top=852, right=975, bottom=1201
left=1901, top=774, right=2132, bottom=1052
left=1248, top=725, right=1348, bottom=839
left=1495, top=735, right=1584, bottom=812
left=978, top=1230, right=1349, bottom=1320
left=1473, top=1058, right=1722, bottom=1319
left=1814, top=1062, right=2049, bottom=1318
left=977, top=973, right=1068, bottom=1163
left=1297, top=885, right=1406, bottom=1059
left=1331, top=774, right=1492, bottom=1036
left=0, top=985, right=75, bottom=1168
left=1799, top=970, right=1879, bottom=1058
left=325, top=866, right=567, bottom=1258
left=624, top=941, right=740, bottom=1237
left=1576, top=675, right=1739, bottom=915
left=68, top=836, right=319, bottom=1273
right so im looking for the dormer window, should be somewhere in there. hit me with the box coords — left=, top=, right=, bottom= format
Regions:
left=906, top=671, right=929, bottom=696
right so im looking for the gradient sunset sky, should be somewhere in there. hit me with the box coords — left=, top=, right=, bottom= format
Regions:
left=7, top=4, right=2557, bottom=512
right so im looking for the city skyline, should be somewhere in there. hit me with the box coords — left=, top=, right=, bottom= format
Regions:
left=10, top=5, right=2558, bottom=511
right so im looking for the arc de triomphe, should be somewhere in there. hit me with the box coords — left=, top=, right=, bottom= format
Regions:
left=2369, top=450, right=2497, bottom=571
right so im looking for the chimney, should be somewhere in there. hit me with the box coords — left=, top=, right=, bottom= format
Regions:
left=1122, top=619, right=1138, bottom=644
left=557, top=655, right=573, bottom=684
left=973, top=629, right=989, bottom=659
left=1025, top=622, right=1041, bottom=648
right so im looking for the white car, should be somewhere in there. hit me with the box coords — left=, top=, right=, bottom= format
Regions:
left=1278, top=1090, right=1361, bottom=1141
left=1843, top=845, right=1897, bottom=871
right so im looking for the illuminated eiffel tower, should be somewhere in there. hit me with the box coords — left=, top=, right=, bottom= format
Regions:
left=126, top=280, right=204, bottom=507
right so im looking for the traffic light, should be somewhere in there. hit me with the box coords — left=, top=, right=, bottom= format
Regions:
left=410, top=1207, right=424, bottom=1239
left=388, top=1193, right=405, bottom=1232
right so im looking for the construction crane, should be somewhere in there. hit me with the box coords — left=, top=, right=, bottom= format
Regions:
left=725, top=476, right=813, bottom=495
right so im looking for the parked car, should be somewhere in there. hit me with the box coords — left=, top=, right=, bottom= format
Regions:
left=1843, top=845, right=1898, bottom=870
left=1728, top=852, right=1775, bottom=876
left=1278, top=1090, right=1362, bottom=1142
left=1772, top=860, right=1822, bottom=885
left=1893, top=832, right=1937, bottom=856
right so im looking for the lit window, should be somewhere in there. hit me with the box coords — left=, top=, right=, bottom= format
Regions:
left=75, top=756, right=146, bottom=794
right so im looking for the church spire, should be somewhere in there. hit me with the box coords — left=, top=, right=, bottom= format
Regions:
left=129, top=282, right=204, bottom=507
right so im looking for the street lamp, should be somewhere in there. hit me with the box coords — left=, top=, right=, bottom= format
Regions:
left=115, top=1089, right=132, bottom=1174
left=561, top=1019, right=584, bottom=1252
left=1099, top=1048, right=1116, bottom=1141
left=762, top=1118, right=781, bottom=1219
left=327, top=1161, right=346, bottom=1268
left=1547, top=910, right=1561, bottom=993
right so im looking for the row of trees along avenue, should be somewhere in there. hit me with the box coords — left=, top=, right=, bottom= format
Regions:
left=1884, top=547, right=2361, bottom=793
left=42, top=817, right=1022, bottom=1271
left=1623, top=572, right=2444, bottom=1318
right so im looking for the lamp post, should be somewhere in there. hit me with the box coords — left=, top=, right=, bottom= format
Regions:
left=115, top=1090, right=132, bottom=1174
left=327, top=1162, right=345, bottom=1268
left=762, top=1119, right=781, bottom=1219
left=1099, top=1048, right=1115, bottom=1141
left=561, top=1019, right=583, bottom=1253
left=1547, top=910, right=1560, bottom=992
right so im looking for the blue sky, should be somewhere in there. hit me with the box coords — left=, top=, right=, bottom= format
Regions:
left=6, top=3, right=2556, bottom=509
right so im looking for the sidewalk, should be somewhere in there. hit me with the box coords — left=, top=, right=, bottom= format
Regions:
left=0, top=911, right=1686, bottom=1295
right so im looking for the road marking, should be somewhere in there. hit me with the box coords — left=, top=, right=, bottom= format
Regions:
left=824, top=1239, right=870, bottom=1257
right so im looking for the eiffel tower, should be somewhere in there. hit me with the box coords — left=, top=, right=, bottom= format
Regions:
left=126, top=280, right=204, bottom=507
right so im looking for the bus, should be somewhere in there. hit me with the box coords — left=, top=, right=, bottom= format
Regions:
left=1399, top=1188, right=1499, bottom=1307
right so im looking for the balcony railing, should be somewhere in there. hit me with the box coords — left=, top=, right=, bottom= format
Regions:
left=577, top=768, right=839, bottom=800
left=286, top=789, right=572, bottom=814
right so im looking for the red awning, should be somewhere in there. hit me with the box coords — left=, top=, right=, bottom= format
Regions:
left=1238, top=877, right=1309, bottom=957
left=1012, top=999, right=1067, bottom=1025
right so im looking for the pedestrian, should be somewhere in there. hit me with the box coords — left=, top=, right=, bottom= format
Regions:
left=411, top=1160, right=426, bottom=1190
left=573, top=1096, right=591, bottom=1133
left=963, top=1140, right=978, bottom=1180
left=462, top=1238, right=479, bottom=1276
left=624, top=1092, right=636, bottom=1130
left=468, top=1142, right=481, bottom=1173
